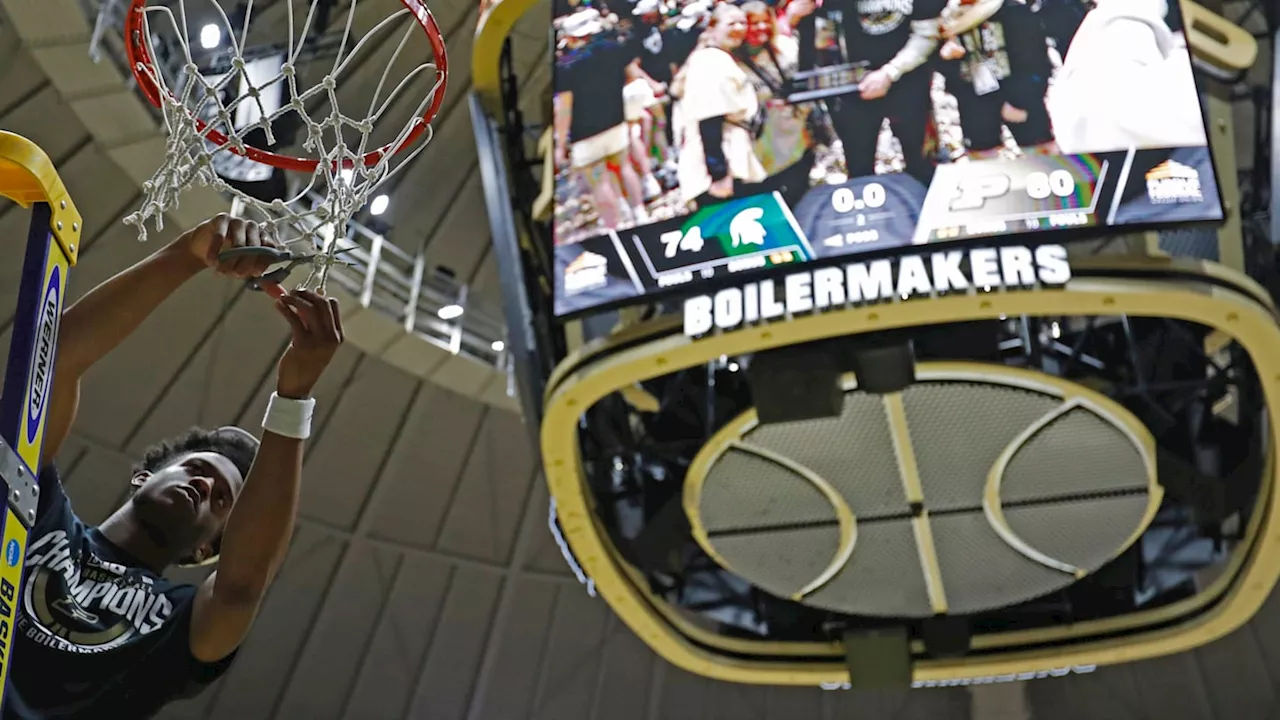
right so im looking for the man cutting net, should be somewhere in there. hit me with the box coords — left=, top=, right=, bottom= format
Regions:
left=3, top=213, right=344, bottom=719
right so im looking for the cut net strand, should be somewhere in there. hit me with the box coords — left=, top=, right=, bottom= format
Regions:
left=124, top=0, right=445, bottom=293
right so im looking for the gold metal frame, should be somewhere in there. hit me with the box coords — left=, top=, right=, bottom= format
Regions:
left=681, top=364, right=1162, bottom=614
left=541, top=262, right=1280, bottom=684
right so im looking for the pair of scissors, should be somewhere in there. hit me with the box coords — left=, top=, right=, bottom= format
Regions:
left=217, top=246, right=356, bottom=298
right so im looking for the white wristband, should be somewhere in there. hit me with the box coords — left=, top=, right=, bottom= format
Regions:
left=262, top=392, right=316, bottom=440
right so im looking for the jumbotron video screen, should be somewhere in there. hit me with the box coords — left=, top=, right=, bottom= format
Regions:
left=550, top=0, right=1225, bottom=316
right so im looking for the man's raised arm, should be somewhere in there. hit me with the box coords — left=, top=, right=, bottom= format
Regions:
left=39, top=215, right=280, bottom=466
left=189, top=290, right=344, bottom=663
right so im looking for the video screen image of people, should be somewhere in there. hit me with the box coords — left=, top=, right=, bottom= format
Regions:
left=550, top=0, right=1209, bottom=248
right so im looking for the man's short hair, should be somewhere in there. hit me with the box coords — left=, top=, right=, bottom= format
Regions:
left=132, top=426, right=259, bottom=566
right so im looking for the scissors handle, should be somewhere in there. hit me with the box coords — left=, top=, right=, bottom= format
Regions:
left=217, top=246, right=292, bottom=263
left=217, top=246, right=299, bottom=292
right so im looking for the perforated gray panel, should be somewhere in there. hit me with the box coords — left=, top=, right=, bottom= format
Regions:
left=745, top=394, right=906, bottom=519
left=905, top=383, right=1059, bottom=512
left=1159, top=227, right=1219, bottom=261
left=710, top=526, right=843, bottom=599
left=931, top=513, right=1075, bottom=614
left=805, top=520, right=935, bottom=618
left=1005, top=495, right=1151, bottom=571
left=693, top=375, right=1157, bottom=619
left=699, top=448, right=838, bottom=532
left=1000, top=407, right=1147, bottom=503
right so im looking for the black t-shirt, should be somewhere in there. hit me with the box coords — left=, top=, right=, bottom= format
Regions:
left=815, top=0, right=947, bottom=69
left=555, top=32, right=637, bottom=142
left=632, top=20, right=699, bottom=85
left=3, top=467, right=234, bottom=719
left=949, top=1, right=1052, bottom=104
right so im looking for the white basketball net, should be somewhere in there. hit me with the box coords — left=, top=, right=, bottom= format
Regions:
left=124, top=0, right=445, bottom=291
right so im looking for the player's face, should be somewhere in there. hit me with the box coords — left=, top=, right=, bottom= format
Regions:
left=131, top=451, right=244, bottom=560
left=713, top=9, right=748, bottom=48
left=745, top=10, right=773, bottom=47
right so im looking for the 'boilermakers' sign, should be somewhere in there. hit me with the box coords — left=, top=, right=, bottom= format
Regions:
left=682, top=244, right=1071, bottom=337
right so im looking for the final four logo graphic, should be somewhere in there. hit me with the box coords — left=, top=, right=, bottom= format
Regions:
left=1145, top=159, right=1203, bottom=205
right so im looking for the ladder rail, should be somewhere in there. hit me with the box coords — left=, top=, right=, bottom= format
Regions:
left=0, top=131, right=82, bottom=714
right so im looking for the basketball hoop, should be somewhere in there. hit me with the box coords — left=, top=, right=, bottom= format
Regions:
left=121, top=0, right=448, bottom=290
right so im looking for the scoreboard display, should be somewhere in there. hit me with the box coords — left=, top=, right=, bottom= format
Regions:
left=550, top=0, right=1222, bottom=317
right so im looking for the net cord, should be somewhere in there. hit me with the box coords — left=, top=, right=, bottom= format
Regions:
left=123, top=0, right=444, bottom=292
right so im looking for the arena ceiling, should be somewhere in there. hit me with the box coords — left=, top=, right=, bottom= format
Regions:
left=2, top=0, right=1280, bottom=718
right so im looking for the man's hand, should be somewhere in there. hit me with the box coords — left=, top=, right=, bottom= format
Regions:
left=555, top=140, right=570, bottom=171
left=784, top=0, right=816, bottom=25
left=180, top=213, right=283, bottom=279
left=859, top=69, right=894, bottom=100
left=939, top=37, right=965, bottom=60
left=273, top=290, right=344, bottom=399
left=708, top=175, right=734, bottom=198
left=1001, top=102, right=1028, bottom=124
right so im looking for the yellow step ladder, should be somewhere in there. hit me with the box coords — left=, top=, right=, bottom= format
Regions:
left=0, top=130, right=81, bottom=710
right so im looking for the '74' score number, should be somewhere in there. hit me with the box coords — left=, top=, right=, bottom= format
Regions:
left=949, top=169, right=1079, bottom=212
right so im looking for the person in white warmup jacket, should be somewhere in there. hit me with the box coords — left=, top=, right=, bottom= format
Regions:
left=1046, top=0, right=1207, bottom=155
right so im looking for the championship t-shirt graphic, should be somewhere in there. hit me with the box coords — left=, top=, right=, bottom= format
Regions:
left=856, top=0, right=913, bottom=35
left=22, top=529, right=176, bottom=654
left=814, top=0, right=946, bottom=70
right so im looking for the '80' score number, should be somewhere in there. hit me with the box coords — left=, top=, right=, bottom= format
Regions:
left=949, top=169, right=1080, bottom=212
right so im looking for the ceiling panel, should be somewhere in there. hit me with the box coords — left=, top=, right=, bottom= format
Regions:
left=434, top=408, right=536, bottom=563
left=298, top=358, right=419, bottom=528
left=367, top=382, right=487, bottom=548
left=469, top=575, right=558, bottom=719
left=340, top=551, right=454, bottom=720
left=0, top=38, right=46, bottom=113
left=591, top=615, right=660, bottom=720
left=1193, top=630, right=1275, bottom=719
left=61, top=444, right=134, bottom=524
left=1249, top=583, right=1280, bottom=677
left=123, top=292, right=290, bottom=454
left=521, top=487, right=578, bottom=578
left=1, top=84, right=90, bottom=161
left=273, top=539, right=401, bottom=719
left=420, top=171, right=491, bottom=280
left=1027, top=663, right=1153, bottom=720
left=531, top=586, right=614, bottom=720
left=74, top=265, right=232, bottom=448
left=402, top=564, right=502, bottom=718
left=655, top=664, right=714, bottom=719
left=1130, top=654, right=1217, bottom=720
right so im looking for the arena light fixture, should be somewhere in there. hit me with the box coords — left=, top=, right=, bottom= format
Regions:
left=199, top=24, right=221, bottom=49
left=438, top=304, right=464, bottom=320
left=370, top=194, right=390, bottom=216
left=491, top=340, right=505, bottom=352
